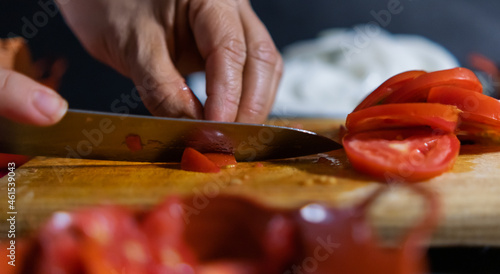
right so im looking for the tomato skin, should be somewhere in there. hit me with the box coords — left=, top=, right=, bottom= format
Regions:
left=293, top=186, right=438, bottom=274
left=35, top=212, right=83, bottom=274
left=181, top=148, right=221, bottom=173
left=383, top=67, right=482, bottom=104
left=427, top=86, right=500, bottom=120
left=125, top=134, right=143, bottom=152
left=353, top=70, right=426, bottom=112
left=346, top=103, right=461, bottom=134
left=204, top=153, right=237, bottom=168
left=343, top=129, right=460, bottom=182
left=427, top=86, right=500, bottom=142
left=0, top=153, right=30, bottom=169
left=141, top=197, right=198, bottom=273
left=73, top=207, right=155, bottom=274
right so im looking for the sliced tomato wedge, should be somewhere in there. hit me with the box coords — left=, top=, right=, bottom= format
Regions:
left=204, top=153, right=237, bottom=168
left=181, top=147, right=221, bottom=173
left=346, top=103, right=461, bottom=134
left=383, top=67, right=482, bottom=104
left=427, top=86, right=500, bottom=142
left=343, top=129, right=460, bottom=182
left=353, top=70, right=426, bottom=112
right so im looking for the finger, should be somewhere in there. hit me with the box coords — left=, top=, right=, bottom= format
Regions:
left=236, top=1, right=283, bottom=123
left=189, top=0, right=247, bottom=122
left=128, top=22, right=203, bottom=119
left=0, top=68, right=68, bottom=126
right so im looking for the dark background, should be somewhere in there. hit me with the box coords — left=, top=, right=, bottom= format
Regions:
left=2, top=1, right=500, bottom=272
left=1, top=0, right=500, bottom=115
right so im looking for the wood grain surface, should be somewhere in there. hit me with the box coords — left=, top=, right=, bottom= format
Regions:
left=1, top=119, right=500, bottom=246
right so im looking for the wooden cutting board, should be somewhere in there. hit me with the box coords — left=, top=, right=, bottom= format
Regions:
left=1, top=119, right=500, bottom=246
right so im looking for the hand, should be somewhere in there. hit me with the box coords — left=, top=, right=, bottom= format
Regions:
left=57, top=0, right=282, bottom=123
left=0, top=37, right=68, bottom=126
left=0, top=68, right=68, bottom=126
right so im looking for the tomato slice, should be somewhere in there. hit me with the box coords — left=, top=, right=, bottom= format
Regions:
left=0, top=153, right=31, bottom=178
left=141, top=197, right=198, bottom=272
left=353, top=70, right=426, bottom=112
left=427, top=86, right=500, bottom=142
left=181, top=147, right=221, bottom=173
left=125, top=134, right=143, bottom=152
left=346, top=103, right=461, bottom=134
left=383, top=67, right=482, bottom=104
left=204, top=153, right=237, bottom=168
left=343, top=129, right=460, bottom=182
left=74, top=207, right=153, bottom=274
left=293, top=186, right=438, bottom=274
left=0, top=153, right=30, bottom=169
left=427, top=86, right=500, bottom=120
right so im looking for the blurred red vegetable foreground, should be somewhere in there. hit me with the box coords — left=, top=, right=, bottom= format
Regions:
left=1, top=185, right=438, bottom=274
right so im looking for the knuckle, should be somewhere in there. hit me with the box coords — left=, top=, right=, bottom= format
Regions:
left=248, top=40, right=280, bottom=67
left=274, top=54, right=284, bottom=76
left=241, top=100, right=267, bottom=117
left=219, top=37, right=247, bottom=68
left=221, top=92, right=241, bottom=112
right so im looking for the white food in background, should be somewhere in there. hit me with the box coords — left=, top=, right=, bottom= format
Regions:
left=188, top=25, right=459, bottom=118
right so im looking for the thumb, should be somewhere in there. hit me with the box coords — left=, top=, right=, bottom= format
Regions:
left=0, top=68, right=68, bottom=126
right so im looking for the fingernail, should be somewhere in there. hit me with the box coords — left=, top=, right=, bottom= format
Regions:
left=33, top=89, right=68, bottom=122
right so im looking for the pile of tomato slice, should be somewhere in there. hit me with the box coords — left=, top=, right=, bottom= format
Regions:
left=343, top=67, right=500, bottom=182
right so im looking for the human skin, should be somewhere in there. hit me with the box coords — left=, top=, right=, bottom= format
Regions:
left=58, top=0, right=283, bottom=123
left=0, top=0, right=282, bottom=126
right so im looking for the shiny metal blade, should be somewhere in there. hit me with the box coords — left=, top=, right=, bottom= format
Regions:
left=0, top=109, right=342, bottom=162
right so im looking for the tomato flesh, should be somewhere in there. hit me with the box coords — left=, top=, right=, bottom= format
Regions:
left=353, top=70, right=426, bottom=112
left=141, top=197, right=198, bottom=271
left=0, top=153, right=31, bottom=178
left=125, top=134, right=143, bottom=152
left=346, top=103, right=461, bottom=134
left=343, top=129, right=460, bottom=182
left=181, top=147, right=221, bottom=173
left=0, top=153, right=30, bottom=169
left=383, top=67, right=482, bottom=104
left=204, top=153, right=237, bottom=168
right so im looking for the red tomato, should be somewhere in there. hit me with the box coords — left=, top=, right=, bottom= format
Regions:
left=74, top=207, right=153, bottom=274
left=353, top=70, right=426, bottom=112
left=457, top=114, right=500, bottom=143
left=125, top=134, right=143, bottom=152
left=383, top=67, right=482, bottom=104
left=141, top=197, right=198, bottom=273
left=427, top=86, right=500, bottom=142
left=427, top=86, right=500, bottom=120
left=0, top=239, right=31, bottom=274
left=346, top=103, right=461, bottom=134
left=198, top=261, right=261, bottom=274
left=0, top=153, right=31, bottom=170
left=293, top=186, right=438, bottom=274
left=343, top=129, right=460, bottom=182
left=181, top=148, right=220, bottom=173
left=204, top=153, right=237, bottom=168
left=35, top=212, right=83, bottom=274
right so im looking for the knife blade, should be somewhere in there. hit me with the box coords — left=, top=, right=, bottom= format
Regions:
left=0, top=109, right=342, bottom=162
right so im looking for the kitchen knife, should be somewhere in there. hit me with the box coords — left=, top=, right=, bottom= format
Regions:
left=0, top=109, right=342, bottom=162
